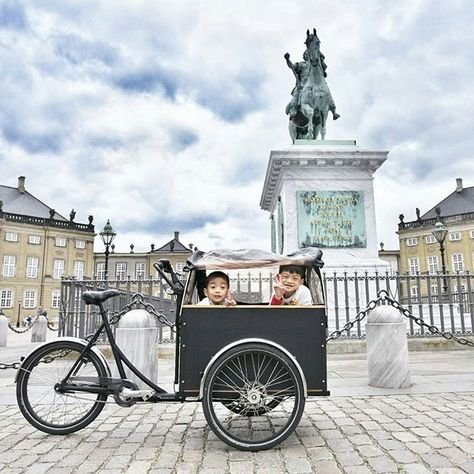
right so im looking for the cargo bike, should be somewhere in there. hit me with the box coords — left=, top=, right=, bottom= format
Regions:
left=15, top=248, right=329, bottom=451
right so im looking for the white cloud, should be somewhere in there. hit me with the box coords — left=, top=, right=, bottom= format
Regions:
left=1, top=0, right=473, bottom=257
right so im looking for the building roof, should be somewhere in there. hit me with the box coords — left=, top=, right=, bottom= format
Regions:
left=422, top=184, right=474, bottom=219
left=152, top=231, right=191, bottom=253
left=0, top=183, right=66, bottom=220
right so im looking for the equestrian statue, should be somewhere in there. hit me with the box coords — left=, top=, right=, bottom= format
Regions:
left=285, top=28, right=339, bottom=141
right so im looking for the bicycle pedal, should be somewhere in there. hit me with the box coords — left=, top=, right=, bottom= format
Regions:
left=121, top=388, right=156, bottom=401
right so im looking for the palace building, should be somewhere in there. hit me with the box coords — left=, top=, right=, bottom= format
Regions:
left=0, top=177, right=95, bottom=323
left=397, top=178, right=474, bottom=300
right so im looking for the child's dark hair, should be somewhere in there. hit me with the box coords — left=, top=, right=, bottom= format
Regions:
left=206, top=271, right=230, bottom=287
left=278, top=265, right=306, bottom=279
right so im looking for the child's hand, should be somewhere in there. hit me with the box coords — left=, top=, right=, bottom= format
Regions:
left=273, top=274, right=285, bottom=299
left=225, top=289, right=237, bottom=306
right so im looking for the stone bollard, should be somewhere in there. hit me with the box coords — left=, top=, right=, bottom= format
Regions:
left=0, top=313, right=8, bottom=347
left=116, top=309, right=160, bottom=389
left=31, top=315, right=48, bottom=343
left=366, top=305, right=411, bottom=389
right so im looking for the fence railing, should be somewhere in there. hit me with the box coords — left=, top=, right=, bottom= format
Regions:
left=59, top=278, right=176, bottom=342
left=60, top=271, right=474, bottom=341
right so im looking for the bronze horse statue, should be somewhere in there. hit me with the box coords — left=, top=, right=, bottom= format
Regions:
left=287, top=29, right=335, bottom=141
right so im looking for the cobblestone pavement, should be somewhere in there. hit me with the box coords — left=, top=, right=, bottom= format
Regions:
left=1, top=392, right=473, bottom=473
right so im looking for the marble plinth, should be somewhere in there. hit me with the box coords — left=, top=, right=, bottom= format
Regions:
left=30, top=315, right=47, bottom=343
left=260, top=140, right=389, bottom=269
left=0, top=315, right=7, bottom=347
left=116, top=309, right=160, bottom=389
left=366, top=306, right=411, bottom=389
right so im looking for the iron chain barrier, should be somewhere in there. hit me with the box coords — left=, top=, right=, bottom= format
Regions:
left=327, top=290, right=474, bottom=347
left=1, top=291, right=473, bottom=370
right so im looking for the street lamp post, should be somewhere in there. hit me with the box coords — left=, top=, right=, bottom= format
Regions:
left=99, top=220, right=117, bottom=283
left=432, top=221, right=448, bottom=293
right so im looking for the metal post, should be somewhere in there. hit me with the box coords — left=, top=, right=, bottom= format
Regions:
left=104, top=244, right=110, bottom=282
left=439, top=240, right=448, bottom=293
left=16, top=300, right=21, bottom=327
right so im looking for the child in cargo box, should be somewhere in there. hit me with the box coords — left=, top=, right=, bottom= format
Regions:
left=197, top=271, right=236, bottom=306
left=270, top=265, right=313, bottom=305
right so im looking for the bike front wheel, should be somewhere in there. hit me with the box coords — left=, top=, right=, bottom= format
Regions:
left=16, top=340, right=109, bottom=434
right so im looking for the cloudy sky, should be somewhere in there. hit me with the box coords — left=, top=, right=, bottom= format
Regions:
left=1, top=0, right=473, bottom=253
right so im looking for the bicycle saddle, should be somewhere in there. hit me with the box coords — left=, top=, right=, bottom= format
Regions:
left=82, top=289, right=121, bottom=305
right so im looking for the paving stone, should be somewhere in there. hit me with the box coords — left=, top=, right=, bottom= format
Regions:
left=401, top=463, right=433, bottom=474
left=335, top=450, right=364, bottom=466
left=228, top=460, right=254, bottom=474
left=419, top=452, right=454, bottom=468
left=366, top=455, right=398, bottom=472
left=284, top=457, right=314, bottom=473
left=343, top=466, right=372, bottom=474
left=386, top=449, right=418, bottom=463
left=310, top=459, right=343, bottom=473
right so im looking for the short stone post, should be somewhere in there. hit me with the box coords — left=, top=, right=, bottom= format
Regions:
left=116, top=309, right=160, bottom=389
left=0, top=311, right=7, bottom=347
left=366, top=305, right=411, bottom=388
left=31, top=314, right=48, bottom=343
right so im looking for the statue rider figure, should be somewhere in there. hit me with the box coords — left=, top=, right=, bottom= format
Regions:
left=285, top=50, right=340, bottom=121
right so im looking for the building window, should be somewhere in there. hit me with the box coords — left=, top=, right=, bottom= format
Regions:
left=410, top=287, right=419, bottom=301
left=407, top=238, right=418, bottom=247
left=26, top=257, right=39, bottom=278
left=430, top=284, right=439, bottom=295
left=408, top=257, right=419, bottom=275
left=3, top=256, right=16, bottom=277
left=449, top=232, right=461, bottom=241
left=5, top=232, right=18, bottom=242
left=51, top=290, right=61, bottom=309
left=75, top=240, right=86, bottom=249
left=0, top=289, right=13, bottom=308
left=53, top=259, right=65, bottom=279
left=74, top=261, right=85, bottom=280
left=28, top=234, right=41, bottom=245
left=175, top=262, right=185, bottom=273
left=23, top=290, right=37, bottom=309
left=425, top=235, right=436, bottom=244
left=427, top=255, right=439, bottom=275
left=135, top=263, right=146, bottom=280
left=470, top=230, right=474, bottom=239
left=452, top=253, right=464, bottom=272
left=96, top=262, right=106, bottom=280
left=55, top=237, right=67, bottom=247
left=116, top=263, right=127, bottom=280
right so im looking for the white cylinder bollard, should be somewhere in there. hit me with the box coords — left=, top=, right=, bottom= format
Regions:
left=116, top=309, right=160, bottom=389
left=366, top=305, right=411, bottom=389
left=31, top=315, right=48, bottom=343
left=0, top=314, right=8, bottom=347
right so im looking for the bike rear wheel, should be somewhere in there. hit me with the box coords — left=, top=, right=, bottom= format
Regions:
left=16, top=340, right=108, bottom=434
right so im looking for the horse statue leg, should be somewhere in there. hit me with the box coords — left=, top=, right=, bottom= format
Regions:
left=289, top=120, right=298, bottom=143
left=300, top=104, right=314, bottom=139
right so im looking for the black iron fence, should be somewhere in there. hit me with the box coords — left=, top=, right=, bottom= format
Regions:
left=59, top=278, right=176, bottom=342
left=60, top=271, right=474, bottom=341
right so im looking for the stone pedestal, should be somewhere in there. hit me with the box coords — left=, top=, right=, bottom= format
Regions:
left=366, top=305, right=411, bottom=388
left=31, top=315, right=47, bottom=343
left=116, top=309, right=160, bottom=389
left=0, top=315, right=7, bottom=347
left=260, top=140, right=390, bottom=274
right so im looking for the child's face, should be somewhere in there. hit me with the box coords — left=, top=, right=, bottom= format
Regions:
left=204, top=277, right=229, bottom=305
left=279, top=271, right=304, bottom=297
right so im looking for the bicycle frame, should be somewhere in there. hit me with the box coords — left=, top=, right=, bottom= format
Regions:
left=56, top=299, right=179, bottom=401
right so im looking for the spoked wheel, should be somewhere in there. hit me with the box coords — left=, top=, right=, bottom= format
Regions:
left=202, top=343, right=305, bottom=451
left=16, top=341, right=108, bottom=434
